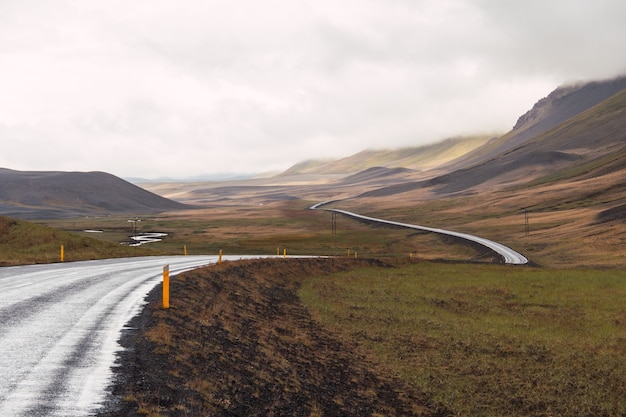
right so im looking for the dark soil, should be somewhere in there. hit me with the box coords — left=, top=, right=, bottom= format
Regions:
left=97, top=258, right=447, bottom=416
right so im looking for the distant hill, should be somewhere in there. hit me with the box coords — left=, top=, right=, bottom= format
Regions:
left=280, top=136, right=492, bottom=175
left=0, top=169, right=191, bottom=219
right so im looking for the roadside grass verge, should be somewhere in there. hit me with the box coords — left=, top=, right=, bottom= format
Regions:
left=0, top=215, right=157, bottom=265
left=299, top=261, right=626, bottom=416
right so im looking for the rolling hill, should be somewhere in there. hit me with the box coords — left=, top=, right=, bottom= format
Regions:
left=280, top=135, right=492, bottom=176
left=0, top=169, right=191, bottom=219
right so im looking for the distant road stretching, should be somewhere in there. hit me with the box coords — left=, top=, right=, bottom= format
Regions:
left=310, top=202, right=528, bottom=265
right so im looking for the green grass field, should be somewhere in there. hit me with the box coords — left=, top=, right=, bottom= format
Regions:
left=299, top=261, right=626, bottom=416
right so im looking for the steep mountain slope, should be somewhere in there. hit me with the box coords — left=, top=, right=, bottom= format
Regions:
left=0, top=169, right=191, bottom=219
left=446, top=75, right=626, bottom=171
left=357, top=77, right=626, bottom=198
left=435, top=86, right=626, bottom=194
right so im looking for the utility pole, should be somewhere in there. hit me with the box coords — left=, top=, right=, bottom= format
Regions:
left=524, top=210, right=529, bottom=236
left=128, top=218, right=141, bottom=238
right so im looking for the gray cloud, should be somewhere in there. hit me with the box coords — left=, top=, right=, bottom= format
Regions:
left=0, top=0, right=624, bottom=178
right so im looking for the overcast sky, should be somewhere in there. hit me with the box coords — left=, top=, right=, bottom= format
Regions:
left=1, top=0, right=625, bottom=179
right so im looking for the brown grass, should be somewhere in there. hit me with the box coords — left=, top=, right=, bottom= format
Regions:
left=103, top=258, right=448, bottom=417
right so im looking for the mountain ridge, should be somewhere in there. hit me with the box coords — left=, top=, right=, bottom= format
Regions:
left=443, top=75, right=626, bottom=172
left=353, top=85, right=626, bottom=198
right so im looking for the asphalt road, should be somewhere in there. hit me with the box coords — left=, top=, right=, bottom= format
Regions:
left=0, top=255, right=259, bottom=417
left=311, top=204, right=528, bottom=265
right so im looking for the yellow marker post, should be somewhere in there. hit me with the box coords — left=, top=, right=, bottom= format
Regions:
left=163, top=264, right=170, bottom=309
left=184, top=245, right=187, bottom=256
left=347, top=249, right=350, bottom=257
left=60, top=245, right=64, bottom=262
left=283, top=248, right=287, bottom=259
left=218, top=249, right=223, bottom=264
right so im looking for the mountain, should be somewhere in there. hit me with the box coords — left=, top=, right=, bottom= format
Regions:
left=446, top=75, right=626, bottom=171
left=0, top=169, right=191, bottom=219
left=278, top=75, right=626, bottom=194
left=355, top=75, right=626, bottom=197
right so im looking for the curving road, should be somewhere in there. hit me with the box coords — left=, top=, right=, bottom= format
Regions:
left=0, top=255, right=265, bottom=416
left=311, top=203, right=528, bottom=265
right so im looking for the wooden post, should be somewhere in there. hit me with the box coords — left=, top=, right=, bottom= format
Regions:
left=163, top=264, right=170, bottom=309
left=218, top=249, right=222, bottom=264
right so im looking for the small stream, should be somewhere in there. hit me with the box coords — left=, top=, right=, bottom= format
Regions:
left=129, top=232, right=168, bottom=246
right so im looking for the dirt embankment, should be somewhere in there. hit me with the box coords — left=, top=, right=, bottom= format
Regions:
left=99, top=258, right=447, bottom=417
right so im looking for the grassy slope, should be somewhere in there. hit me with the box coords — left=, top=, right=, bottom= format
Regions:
left=0, top=215, right=157, bottom=265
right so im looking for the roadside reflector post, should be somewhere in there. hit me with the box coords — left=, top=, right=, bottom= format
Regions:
left=60, top=245, right=64, bottom=262
left=163, top=264, right=170, bottom=309
left=347, top=249, right=350, bottom=257
left=184, top=245, right=187, bottom=256
left=354, top=251, right=358, bottom=258
left=283, top=248, right=287, bottom=259
left=219, top=249, right=222, bottom=264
